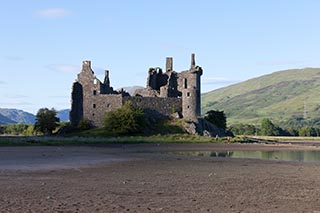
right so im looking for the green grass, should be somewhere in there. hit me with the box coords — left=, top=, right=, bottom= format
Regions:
left=201, top=68, right=320, bottom=126
left=246, top=135, right=320, bottom=142
left=0, top=133, right=236, bottom=146
left=8, top=131, right=320, bottom=146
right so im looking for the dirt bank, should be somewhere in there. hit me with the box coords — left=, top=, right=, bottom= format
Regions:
left=1, top=143, right=320, bottom=212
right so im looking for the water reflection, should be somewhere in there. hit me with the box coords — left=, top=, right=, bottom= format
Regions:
left=170, top=150, right=320, bottom=163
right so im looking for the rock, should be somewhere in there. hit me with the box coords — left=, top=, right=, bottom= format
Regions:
left=170, top=112, right=181, bottom=119
left=183, top=122, right=198, bottom=135
left=203, top=130, right=212, bottom=137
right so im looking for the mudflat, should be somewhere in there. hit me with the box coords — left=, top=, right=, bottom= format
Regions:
left=1, top=143, right=320, bottom=212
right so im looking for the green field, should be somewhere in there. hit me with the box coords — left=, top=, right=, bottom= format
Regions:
left=0, top=133, right=232, bottom=146
left=202, top=68, right=320, bottom=125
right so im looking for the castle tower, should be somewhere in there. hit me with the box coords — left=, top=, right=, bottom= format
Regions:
left=181, top=53, right=203, bottom=122
left=71, top=60, right=99, bottom=126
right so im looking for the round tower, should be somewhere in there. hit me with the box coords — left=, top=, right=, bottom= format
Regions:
left=182, top=53, right=202, bottom=122
left=182, top=85, right=198, bottom=121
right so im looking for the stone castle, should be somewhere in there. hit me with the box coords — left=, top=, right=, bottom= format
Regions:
left=70, top=54, right=203, bottom=128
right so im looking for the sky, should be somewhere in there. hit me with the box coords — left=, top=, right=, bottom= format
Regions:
left=1, top=0, right=320, bottom=114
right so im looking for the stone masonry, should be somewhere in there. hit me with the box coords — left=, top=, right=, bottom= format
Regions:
left=70, top=54, right=203, bottom=128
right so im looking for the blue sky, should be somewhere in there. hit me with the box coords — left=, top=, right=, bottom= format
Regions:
left=1, top=0, right=320, bottom=114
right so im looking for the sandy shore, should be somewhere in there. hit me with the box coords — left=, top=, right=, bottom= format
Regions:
left=1, top=143, right=320, bottom=212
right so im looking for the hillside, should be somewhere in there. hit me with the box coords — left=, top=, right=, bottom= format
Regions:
left=119, top=86, right=144, bottom=96
left=0, top=113, right=16, bottom=125
left=57, top=109, right=70, bottom=122
left=201, top=68, right=320, bottom=125
left=0, top=108, right=70, bottom=125
left=0, top=108, right=35, bottom=124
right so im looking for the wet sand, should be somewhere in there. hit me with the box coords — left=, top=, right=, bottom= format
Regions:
left=1, top=143, right=320, bottom=212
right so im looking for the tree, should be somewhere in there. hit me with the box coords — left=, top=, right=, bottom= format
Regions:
left=0, top=126, right=3, bottom=134
left=259, top=118, right=282, bottom=136
left=204, top=110, right=227, bottom=130
left=104, top=102, right=145, bottom=135
left=298, top=126, right=318, bottom=137
left=77, top=119, right=92, bottom=130
left=34, top=108, right=60, bottom=135
left=228, top=123, right=257, bottom=135
left=23, top=125, right=36, bottom=136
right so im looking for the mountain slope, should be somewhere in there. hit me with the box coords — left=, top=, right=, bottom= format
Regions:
left=57, top=109, right=70, bottom=122
left=201, top=68, right=320, bottom=125
left=0, top=108, right=35, bottom=124
left=119, top=86, right=144, bottom=96
left=0, top=113, right=16, bottom=125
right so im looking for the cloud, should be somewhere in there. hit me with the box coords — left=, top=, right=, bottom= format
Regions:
left=202, top=77, right=239, bottom=85
left=4, top=94, right=28, bottom=99
left=36, top=8, right=71, bottom=18
left=47, top=64, right=79, bottom=73
left=0, top=81, right=6, bottom=85
left=0, top=101, right=32, bottom=106
left=2, top=56, right=23, bottom=62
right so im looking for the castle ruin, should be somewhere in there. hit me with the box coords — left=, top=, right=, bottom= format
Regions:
left=70, top=54, right=203, bottom=128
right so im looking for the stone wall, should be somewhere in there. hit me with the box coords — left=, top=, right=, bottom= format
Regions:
left=123, top=96, right=182, bottom=119
left=89, top=94, right=123, bottom=127
left=70, top=82, right=83, bottom=127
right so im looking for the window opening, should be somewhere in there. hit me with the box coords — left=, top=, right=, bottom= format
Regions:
left=183, top=78, right=187, bottom=89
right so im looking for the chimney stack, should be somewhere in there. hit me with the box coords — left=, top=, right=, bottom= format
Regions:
left=191, top=53, right=196, bottom=68
left=166, top=57, right=173, bottom=72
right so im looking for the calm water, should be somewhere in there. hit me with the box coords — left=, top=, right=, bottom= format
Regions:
left=169, top=150, right=320, bottom=163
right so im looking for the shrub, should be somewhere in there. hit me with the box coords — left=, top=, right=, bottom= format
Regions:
left=104, top=102, right=145, bottom=135
left=204, top=110, right=227, bottom=130
left=77, top=119, right=92, bottom=130
left=3, top=124, right=29, bottom=135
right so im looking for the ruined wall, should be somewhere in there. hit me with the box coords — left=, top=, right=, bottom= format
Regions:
left=88, top=94, right=123, bottom=127
left=70, top=82, right=83, bottom=127
left=72, top=61, right=123, bottom=127
left=123, top=96, right=182, bottom=119
left=147, top=67, right=168, bottom=90
left=71, top=54, right=202, bottom=129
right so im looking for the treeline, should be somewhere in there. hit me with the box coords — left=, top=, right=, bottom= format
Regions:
left=229, top=118, right=320, bottom=136
left=0, top=123, right=70, bottom=136
left=0, top=124, right=35, bottom=136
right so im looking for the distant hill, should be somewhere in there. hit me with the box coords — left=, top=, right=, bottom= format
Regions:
left=57, top=109, right=70, bottom=122
left=119, top=86, right=144, bottom=96
left=201, top=68, right=320, bottom=125
left=0, top=108, right=35, bottom=124
left=0, top=113, right=16, bottom=125
left=0, top=108, right=70, bottom=125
